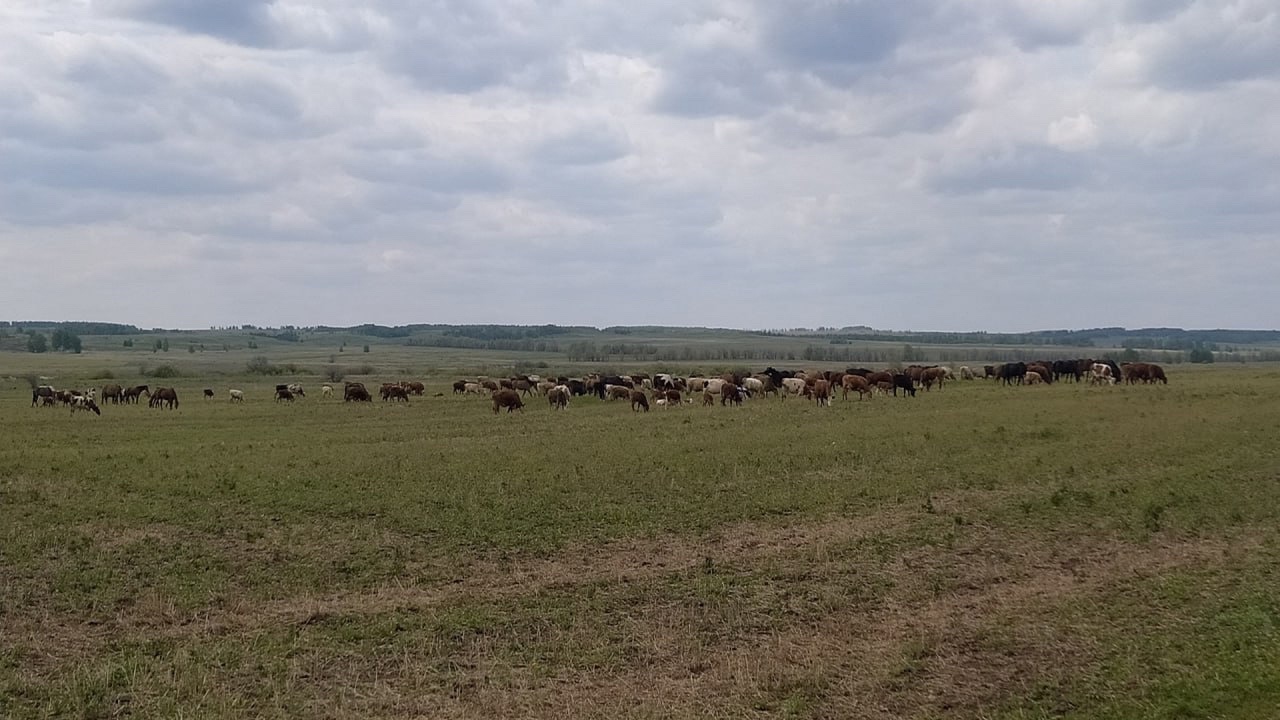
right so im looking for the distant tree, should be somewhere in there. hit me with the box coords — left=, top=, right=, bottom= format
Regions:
left=1189, top=344, right=1215, bottom=364
left=27, top=332, right=48, bottom=353
left=162, top=339, right=170, bottom=352
left=188, top=345, right=196, bottom=354
left=123, top=338, right=134, bottom=347
left=1119, top=347, right=1140, bottom=362
left=362, top=344, right=371, bottom=353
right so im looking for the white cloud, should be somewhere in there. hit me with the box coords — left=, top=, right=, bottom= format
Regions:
left=1047, top=112, right=1100, bottom=151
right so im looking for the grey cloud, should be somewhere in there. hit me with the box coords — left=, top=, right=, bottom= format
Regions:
left=1142, top=8, right=1280, bottom=89
left=533, top=123, right=630, bottom=166
left=346, top=150, right=509, bottom=194
left=927, top=145, right=1094, bottom=194
left=97, top=0, right=275, bottom=46
left=760, top=1, right=922, bottom=69
left=652, top=48, right=778, bottom=118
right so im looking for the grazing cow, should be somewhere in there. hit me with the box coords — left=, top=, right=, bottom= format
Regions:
left=381, top=385, right=410, bottom=402
left=452, top=380, right=467, bottom=394
left=480, top=379, right=500, bottom=392
left=1026, top=364, right=1052, bottom=384
left=32, top=385, right=56, bottom=407
left=659, top=389, right=682, bottom=406
left=1024, top=372, right=1044, bottom=385
left=492, top=388, right=524, bottom=414
left=742, top=377, right=764, bottom=395
left=1089, top=363, right=1115, bottom=385
left=536, top=380, right=557, bottom=396
left=702, top=389, right=716, bottom=406
left=875, top=381, right=893, bottom=396
left=203, top=388, right=214, bottom=400
left=566, top=379, right=588, bottom=396
left=286, top=383, right=305, bottom=398
left=813, top=379, right=831, bottom=407
left=892, top=373, right=917, bottom=397
left=607, top=385, right=632, bottom=401
left=321, top=385, right=333, bottom=398
left=404, top=381, right=426, bottom=395
left=462, top=382, right=484, bottom=395
left=959, top=366, right=975, bottom=380
left=630, top=389, right=650, bottom=412
left=149, top=387, right=179, bottom=409
left=547, top=385, right=570, bottom=410
left=513, top=379, right=535, bottom=396
left=100, top=384, right=124, bottom=404
left=70, top=395, right=101, bottom=415
left=841, top=374, right=872, bottom=401
left=344, top=384, right=372, bottom=402
left=983, top=365, right=996, bottom=379
left=920, top=367, right=947, bottom=391
left=229, top=389, right=245, bottom=402
left=720, top=383, right=745, bottom=407
left=275, top=388, right=295, bottom=402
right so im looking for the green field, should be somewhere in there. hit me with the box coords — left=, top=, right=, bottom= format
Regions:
left=3, top=357, right=1279, bottom=718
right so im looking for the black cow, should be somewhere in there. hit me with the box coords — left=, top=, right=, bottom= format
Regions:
left=998, top=362, right=1028, bottom=386
left=566, top=379, right=588, bottom=396
left=844, top=368, right=874, bottom=378
left=891, top=373, right=916, bottom=397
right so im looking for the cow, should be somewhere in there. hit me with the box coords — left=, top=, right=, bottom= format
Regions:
left=70, top=395, right=101, bottom=416
left=1024, top=372, right=1044, bottom=385
left=607, top=385, right=632, bottom=401
left=345, top=384, right=372, bottom=402
left=203, top=388, right=214, bottom=400
left=287, top=383, right=306, bottom=398
left=742, top=377, right=765, bottom=395
left=513, top=379, right=535, bottom=396
left=149, top=387, right=179, bottom=409
left=892, top=373, right=917, bottom=397
left=841, top=374, right=872, bottom=401
left=983, top=365, right=997, bottom=380
left=920, top=367, right=947, bottom=391
left=630, top=389, right=650, bottom=412
left=658, top=389, right=682, bottom=406
left=275, top=388, right=295, bottom=402
left=702, top=389, right=716, bottom=406
left=959, top=366, right=975, bottom=380
left=32, top=385, right=56, bottom=407
left=780, top=377, right=807, bottom=399
left=720, top=383, right=745, bottom=407
left=321, top=385, right=333, bottom=398
left=813, top=379, right=831, bottom=407
left=492, top=388, right=524, bottom=414
left=1026, top=364, right=1052, bottom=384
left=404, top=381, right=426, bottom=395
left=100, top=384, right=124, bottom=404
left=566, top=378, right=588, bottom=396
left=1089, top=363, right=1115, bottom=385
left=381, top=385, right=410, bottom=402
left=229, top=389, right=245, bottom=402
left=998, top=362, right=1027, bottom=386
left=547, top=385, right=570, bottom=410
left=452, top=380, right=468, bottom=394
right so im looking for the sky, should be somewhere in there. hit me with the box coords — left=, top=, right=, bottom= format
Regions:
left=1, top=1, right=1277, bottom=332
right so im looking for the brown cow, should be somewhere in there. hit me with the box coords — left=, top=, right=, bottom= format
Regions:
left=404, top=381, right=426, bottom=395
left=920, top=367, right=947, bottom=391
left=630, top=389, right=650, bottom=412
left=1026, top=364, right=1052, bottom=384
left=702, top=389, right=716, bottom=406
left=813, top=379, right=831, bottom=407
left=381, top=385, right=410, bottom=402
left=492, top=388, right=524, bottom=414
left=720, top=383, right=743, bottom=407
left=607, top=385, right=632, bottom=401
left=841, top=374, right=872, bottom=401
left=100, top=383, right=124, bottom=404
left=547, top=385, right=569, bottom=410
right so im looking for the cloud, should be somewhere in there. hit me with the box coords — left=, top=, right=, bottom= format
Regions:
left=0, top=0, right=1276, bottom=331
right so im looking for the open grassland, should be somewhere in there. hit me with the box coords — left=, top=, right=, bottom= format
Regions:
left=3, top=364, right=1280, bottom=718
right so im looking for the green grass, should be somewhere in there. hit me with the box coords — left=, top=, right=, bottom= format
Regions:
left=2, top=362, right=1279, bottom=718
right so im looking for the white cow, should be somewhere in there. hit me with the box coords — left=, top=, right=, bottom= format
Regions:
left=321, top=385, right=333, bottom=398
left=229, top=389, right=245, bottom=402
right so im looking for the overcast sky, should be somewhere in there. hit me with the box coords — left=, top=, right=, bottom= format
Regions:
left=2, top=1, right=1276, bottom=332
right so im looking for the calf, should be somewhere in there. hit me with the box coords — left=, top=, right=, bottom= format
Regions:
left=630, top=389, right=650, bottom=412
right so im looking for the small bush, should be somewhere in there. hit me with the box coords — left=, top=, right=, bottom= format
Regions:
left=246, top=356, right=282, bottom=375
left=149, top=364, right=182, bottom=378
left=325, top=365, right=346, bottom=383
left=93, top=369, right=116, bottom=380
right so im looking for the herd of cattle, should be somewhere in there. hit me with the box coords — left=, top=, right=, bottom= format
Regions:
left=450, top=359, right=1170, bottom=413
left=27, top=359, right=1168, bottom=417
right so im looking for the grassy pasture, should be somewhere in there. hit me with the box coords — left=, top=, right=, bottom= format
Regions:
left=2, top=364, right=1280, bottom=718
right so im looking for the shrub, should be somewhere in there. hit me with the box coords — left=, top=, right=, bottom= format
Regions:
left=245, top=356, right=280, bottom=375
left=93, top=369, right=115, bottom=380
left=149, top=364, right=182, bottom=378
left=325, top=365, right=346, bottom=383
